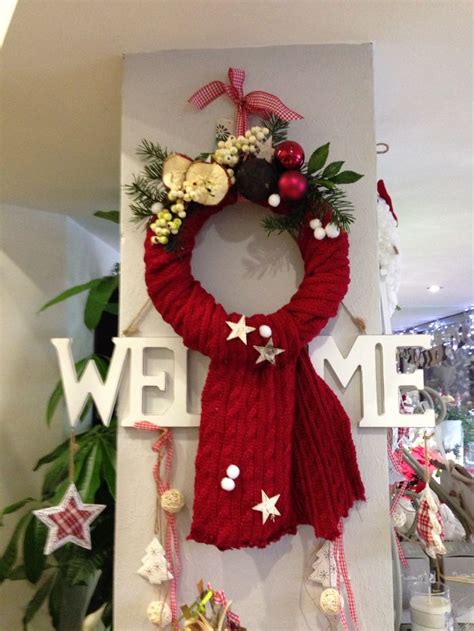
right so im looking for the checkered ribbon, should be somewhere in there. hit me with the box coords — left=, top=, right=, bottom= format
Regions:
left=208, top=584, right=240, bottom=628
left=416, top=486, right=446, bottom=558
left=386, top=436, right=409, bottom=567
left=134, top=421, right=181, bottom=626
left=188, top=67, right=303, bottom=136
left=334, top=526, right=359, bottom=631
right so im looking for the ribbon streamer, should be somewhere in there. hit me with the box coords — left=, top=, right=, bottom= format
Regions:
left=387, top=437, right=409, bottom=568
left=209, top=585, right=241, bottom=628
left=188, top=67, right=303, bottom=136
left=334, top=526, right=359, bottom=631
left=134, top=421, right=181, bottom=626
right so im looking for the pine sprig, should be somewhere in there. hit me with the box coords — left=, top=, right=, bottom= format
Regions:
left=259, top=114, right=289, bottom=145
left=136, top=139, right=168, bottom=163
left=124, top=175, right=165, bottom=224
left=319, top=187, right=355, bottom=231
left=262, top=204, right=307, bottom=236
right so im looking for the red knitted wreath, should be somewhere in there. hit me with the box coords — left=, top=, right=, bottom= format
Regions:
left=144, top=191, right=365, bottom=550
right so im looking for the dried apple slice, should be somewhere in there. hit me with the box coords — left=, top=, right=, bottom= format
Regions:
left=185, top=162, right=230, bottom=206
left=162, top=153, right=193, bottom=189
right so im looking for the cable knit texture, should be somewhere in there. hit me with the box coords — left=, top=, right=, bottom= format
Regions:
left=144, top=193, right=365, bottom=549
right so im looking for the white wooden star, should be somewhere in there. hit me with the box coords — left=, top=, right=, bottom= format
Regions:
left=253, top=337, right=285, bottom=365
left=226, top=315, right=256, bottom=345
left=258, top=136, right=275, bottom=163
left=33, top=483, right=105, bottom=555
left=137, top=537, right=173, bottom=585
left=252, top=490, right=281, bottom=524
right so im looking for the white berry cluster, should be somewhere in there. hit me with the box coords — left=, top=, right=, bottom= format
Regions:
left=213, top=126, right=270, bottom=172
left=310, top=218, right=341, bottom=240
left=149, top=202, right=183, bottom=245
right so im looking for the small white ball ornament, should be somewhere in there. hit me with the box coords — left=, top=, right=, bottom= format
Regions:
left=268, top=193, right=281, bottom=208
left=325, top=223, right=341, bottom=239
left=259, top=324, right=272, bottom=338
left=226, top=464, right=240, bottom=480
left=151, top=202, right=164, bottom=214
left=147, top=600, right=172, bottom=627
left=309, top=218, right=321, bottom=229
left=221, top=477, right=236, bottom=492
left=314, top=227, right=327, bottom=240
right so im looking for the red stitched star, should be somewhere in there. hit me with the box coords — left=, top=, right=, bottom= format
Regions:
left=34, top=483, right=105, bottom=555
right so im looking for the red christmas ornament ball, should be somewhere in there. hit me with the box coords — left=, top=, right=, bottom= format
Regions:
left=278, top=171, right=308, bottom=201
left=274, top=141, right=305, bottom=170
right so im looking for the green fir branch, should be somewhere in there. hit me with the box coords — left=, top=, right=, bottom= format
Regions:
left=259, top=114, right=289, bottom=145
left=136, top=139, right=168, bottom=163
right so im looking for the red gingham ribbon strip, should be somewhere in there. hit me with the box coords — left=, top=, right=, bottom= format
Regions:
left=334, top=527, right=359, bottom=631
left=134, top=421, right=181, bottom=625
left=208, top=585, right=241, bottom=628
left=386, top=435, right=409, bottom=567
left=188, top=67, right=303, bottom=136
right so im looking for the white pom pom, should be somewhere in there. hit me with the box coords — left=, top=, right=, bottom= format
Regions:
left=226, top=464, right=240, bottom=480
left=268, top=193, right=281, bottom=208
left=221, top=477, right=236, bottom=491
left=314, top=227, right=327, bottom=240
left=259, top=324, right=272, bottom=338
left=309, top=218, right=321, bottom=229
left=151, top=202, right=164, bottom=214
left=325, top=223, right=341, bottom=239
left=147, top=600, right=172, bottom=627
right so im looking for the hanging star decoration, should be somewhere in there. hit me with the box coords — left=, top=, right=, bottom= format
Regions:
left=226, top=314, right=256, bottom=345
left=253, top=337, right=285, bottom=365
left=252, top=490, right=281, bottom=524
left=33, top=483, right=105, bottom=555
left=137, top=537, right=173, bottom=585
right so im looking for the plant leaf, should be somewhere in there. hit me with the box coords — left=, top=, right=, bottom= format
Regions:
left=38, top=279, right=101, bottom=313
left=84, top=276, right=119, bottom=331
left=93, top=211, right=120, bottom=224
left=41, top=452, right=70, bottom=497
left=0, top=498, right=37, bottom=525
left=315, top=178, right=337, bottom=190
left=9, top=565, right=27, bottom=580
left=48, top=570, right=63, bottom=629
left=23, top=518, right=48, bottom=584
left=307, top=143, right=330, bottom=174
left=34, top=438, right=70, bottom=471
left=322, top=160, right=344, bottom=178
left=330, top=170, right=364, bottom=184
left=22, top=574, right=55, bottom=630
left=102, top=303, right=119, bottom=315
left=0, top=512, right=32, bottom=583
left=99, top=438, right=116, bottom=499
left=76, top=443, right=102, bottom=503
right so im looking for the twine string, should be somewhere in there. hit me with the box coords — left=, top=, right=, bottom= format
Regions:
left=68, top=431, right=78, bottom=483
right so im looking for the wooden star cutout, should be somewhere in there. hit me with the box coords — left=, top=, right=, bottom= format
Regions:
left=252, top=490, right=281, bottom=524
left=226, top=315, right=256, bottom=345
left=33, top=483, right=105, bottom=555
left=253, top=337, right=285, bottom=365
left=258, top=136, right=275, bottom=163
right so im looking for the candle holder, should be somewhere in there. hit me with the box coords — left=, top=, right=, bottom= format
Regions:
left=409, top=581, right=455, bottom=630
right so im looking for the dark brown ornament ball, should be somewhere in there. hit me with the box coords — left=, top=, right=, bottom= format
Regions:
left=236, top=158, right=279, bottom=202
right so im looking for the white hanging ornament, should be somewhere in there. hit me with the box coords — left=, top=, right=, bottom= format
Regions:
left=226, top=314, right=256, bottom=345
left=147, top=600, right=172, bottom=627
left=309, top=540, right=337, bottom=587
left=258, top=324, right=272, bottom=338
left=253, top=337, right=285, bottom=365
left=320, top=587, right=344, bottom=616
left=252, top=490, right=281, bottom=524
left=313, top=226, right=327, bottom=240
left=137, top=537, right=173, bottom=585
left=309, top=218, right=321, bottom=229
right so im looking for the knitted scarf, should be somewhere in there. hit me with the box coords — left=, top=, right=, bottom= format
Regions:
left=144, top=193, right=365, bottom=550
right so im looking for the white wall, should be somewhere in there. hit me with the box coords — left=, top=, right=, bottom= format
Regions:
left=117, top=45, right=393, bottom=630
left=0, top=205, right=118, bottom=630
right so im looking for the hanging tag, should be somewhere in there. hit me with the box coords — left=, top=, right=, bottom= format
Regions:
left=215, top=117, right=234, bottom=144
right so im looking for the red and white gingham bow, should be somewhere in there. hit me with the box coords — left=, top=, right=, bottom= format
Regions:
left=188, top=67, right=303, bottom=136
left=209, top=584, right=241, bottom=628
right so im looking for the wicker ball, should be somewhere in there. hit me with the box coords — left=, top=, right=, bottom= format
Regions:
left=161, top=488, right=185, bottom=514
left=147, top=600, right=172, bottom=627
left=320, top=588, right=344, bottom=615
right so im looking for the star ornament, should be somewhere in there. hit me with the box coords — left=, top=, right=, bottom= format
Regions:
left=253, top=337, right=285, bottom=365
left=252, top=490, right=281, bottom=524
left=226, top=314, right=256, bottom=345
left=33, top=483, right=105, bottom=555
left=258, top=136, right=275, bottom=163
